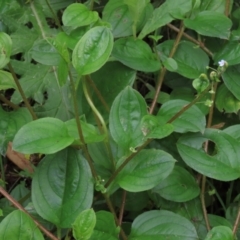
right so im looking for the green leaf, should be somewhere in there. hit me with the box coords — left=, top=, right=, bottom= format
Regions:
left=222, top=65, right=240, bottom=100
left=223, top=125, right=240, bottom=142
left=0, top=210, right=44, bottom=240
left=213, top=41, right=240, bottom=66
left=192, top=74, right=209, bottom=94
left=90, top=211, right=119, bottom=240
left=0, top=107, right=32, bottom=155
left=0, top=32, right=12, bottom=68
left=65, top=118, right=105, bottom=145
left=72, top=209, right=96, bottom=240
left=129, top=210, right=198, bottom=240
left=32, top=147, right=93, bottom=228
left=0, top=70, right=16, bottom=90
left=215, top=84, right=240, bottom=113
left=166, top=0, right=193, bottom=19
left=57, top=57, right=69, bottom=86
left=62, top=3, right=98, bottom=27
left=184, top=11, right=232, bottom=39
left=162, top=57, right=178, bottom=72
left=204, top=226, right=234, bottom=240
left=138, top=1, right=173, bottom=39
left=156, top=40, right=209, bottom=79
left=152, top=166, right=200, bottom=202
left=140, top=115, right=174, bottom=139
left=157, top=100, right=206, bottom=133
left=109, top=87, right=148, bottom=155
left=72, top=26, right=113, bottom=75
left=31, top=39, right=61, bottom=66
left=12, top=117, right=74, bottom=154
left=116, top=149, right=175, bottom=192
left=112, top=37, right=160, bottom=72
left=200, top=0, right=230, bottom=14
left=177, top=129, right=240, bottom=181
left=102, top=0, right=153, bottom=38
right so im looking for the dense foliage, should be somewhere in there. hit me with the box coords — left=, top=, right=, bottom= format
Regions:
left=0, top=0, right=240, bottom=239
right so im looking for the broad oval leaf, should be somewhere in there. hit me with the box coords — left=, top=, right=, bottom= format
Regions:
left=223, top=125, right=240, bottom=141
left=0, top=70, right=16, bottom=90
left=72, top=26, right=113, bottom=75
left=117, top=149, right=176, bottom=192
left=158, top=99, right=206, bottom=133
left=73, top=209, right=96, bottom=240
left=32, top=147, right=93, bottom=228
left=12, top=117, right=74, bottom=154
left=222, top=65, right=240, bottom=100
left=31, top=39, right=61, bottom=66
left=0, top=32, right=12, bottom=68
left=0, top=210, right=44, bottom=240
left=152, top=166, right=200, bottom=202
left=0, top=107, right=32, bottom=155
left=184, top=11, right=232, bottom=39
left=62, top=3, right=98, bottom=27
left=109, top=86, right=148, bottom=156
left=157, top=40, right=209, bottom=79
left=177, top=129, right=240, bottom=181
left=112, top=37, right=160, bottom=72
left=204, top=226, right=234, bottom=240
left=129, top=210, right=198, bottom=240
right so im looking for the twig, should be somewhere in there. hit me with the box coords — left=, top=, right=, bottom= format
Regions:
left=225, top=0, right=231, bottom=17
left=118, top=190, right=127, bottom=226
left=8, top=63, right=37, bottom=120
left=0, top=94, right=19, bottom=110
left=149, top=21, right=185, bottom=114
left=233, top=206, right=240, bottom=235
left=0, top=186, right=58, bottom=240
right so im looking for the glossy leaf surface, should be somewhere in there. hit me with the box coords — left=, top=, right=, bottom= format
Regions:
left=72, top=26, right=113, bottom=75
left=32, top=148, right=93, bottom=228
left=0, top=32, right=12, bottom=68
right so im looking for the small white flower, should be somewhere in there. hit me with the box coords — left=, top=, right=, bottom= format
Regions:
left=218, top=60, right=226, bottom=67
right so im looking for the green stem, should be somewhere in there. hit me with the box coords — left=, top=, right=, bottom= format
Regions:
left=226, top=181, right=234, bottom=207
left=68, top=71, right=98, bottom=179
left=90, top=0, right=95, bottom=10
left=149, top=21, right=185, bottom=114
left=118, top=190, right=127, bottom=226
left=83, top=76, right=115, bottom=169
left=57, top=227, right=61, bottom=239
left=0, top=155, right=6, bottom=189
left=8, top=63, right=37, bottom=120
left=225, top=0, right=231, bottom=16
left=0, top=94, right=19, bottom=110
left=44, top=0, right=63, bottom=30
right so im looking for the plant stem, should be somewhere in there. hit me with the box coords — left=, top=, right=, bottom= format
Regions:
left=225, top=0, right=231, bottom=16
left=57, top=227, right=61, bottom=240
left=150, top=21, right=185, bottom=114
left=0, top=155, right=6, bottom=189
left=118, top=190, right=127, bottom=226
left=167, top=23, right=213, bottom=57
left=104, top=194, right=127, bottom=240
left=233, top=206, right=240, bottom=235
left=68, top=71, right=97, bottom=179
left=83, top=76, right=115, bottom=169
left=8, top=63, right=37, bottom=120
left=201, top=82, right=218, bottom=231
left=0, top=186, right=59, bottom=240
left=0, top=94, right=19, bottom=110
left=226, top=181, right=234, bottom=207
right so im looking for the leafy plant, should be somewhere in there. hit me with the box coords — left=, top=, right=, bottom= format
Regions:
left=0, top=0, right=240, bottom=240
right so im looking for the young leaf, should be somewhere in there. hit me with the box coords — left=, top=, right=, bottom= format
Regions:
left=0, top=210, right=44, bottom=240
left=158, top=100, right=206, bottom=133
left=157, top=40, right=209, bottom=79
left=162, top=57, right=178, bottom=72
left=204, top=226, right=234, bottom=240
left=72, top=209, right=96, bottom=240
left=0, top=32, right=12, bottom=68
left=62, top=3, right=98, bottom=27
left=117, top=149, right=175, bottom=192
left=12, top=117, right=74, bottom=154
left=32, top=147, right=93, bottom=228
left=0, top=107, right=32, bottom=155
left=129, top=210, right=198, bottom=240
left=112, top=37, right=160, bottom=72
left=177, top=129, right=240, bottom=181
left=109, top=86, right=148, bottom=155
left=152, top=166, right=200, bottom=202
left=72, top=26, right=113, bottom=75
left=184, top=11, right=232, bottom=39
left=0, top=70, right=16, bottom=90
